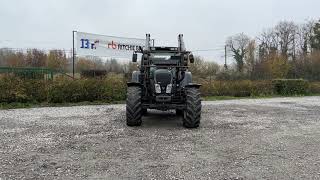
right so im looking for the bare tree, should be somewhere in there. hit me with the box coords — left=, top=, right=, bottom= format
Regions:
left=47, top=50, right=67, bottom=70
left=310, top=20, right=320, bottom=51
left=205, top=61, right=220, bottom=83
left=297, top=20, right=315, bottom=55
left=25, top=49, right=47, bottom=67
left=189, top=56, right=206, bottom=78
left=105, top=59, right=122, bottom=73
left=0, top=48, right=15, bottom=66
left=274, top=21, right=298, bottom=59
left=245, top=40, right=256, bottom=76
left=226, top=33, right=250, bottom=72
left=257, top=29, right=279, bottom=60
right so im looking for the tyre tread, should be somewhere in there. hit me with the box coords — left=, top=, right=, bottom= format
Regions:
left=183, top=88, right=201, bottom=128
left=126, top=86, right=142, bottom=126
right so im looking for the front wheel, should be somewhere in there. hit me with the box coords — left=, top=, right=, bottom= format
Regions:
left=126, top=86, right=142, bottom=126
left=183, top=87, right=201, bottom=128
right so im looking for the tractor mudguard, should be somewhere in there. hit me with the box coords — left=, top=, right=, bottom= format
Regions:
left=181, top=71, right=192, bottom=87
left=185, top=83, right=201, bottom=89
left=127, top=82, right=141, bottom=87
left=131, top=71, right=140, bottom=83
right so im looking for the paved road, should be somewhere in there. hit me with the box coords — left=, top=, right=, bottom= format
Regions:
left=0, top=97, right=320, bottom=179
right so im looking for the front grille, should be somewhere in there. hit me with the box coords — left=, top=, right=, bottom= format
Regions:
left=155, top=70, right=172, bottom=86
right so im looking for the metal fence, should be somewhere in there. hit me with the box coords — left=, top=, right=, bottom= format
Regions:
left=0, top=66, right=54, bottom=80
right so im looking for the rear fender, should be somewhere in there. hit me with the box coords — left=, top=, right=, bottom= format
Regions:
left=181, top=71, right=192, bottom=87
left=127, top=82, right=142, bottom=87
left=131, top=71, right=140, bottom=83
left=185, top=83, right=201, bottom=89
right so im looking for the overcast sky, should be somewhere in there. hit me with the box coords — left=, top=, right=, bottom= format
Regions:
left=1, top=0, right=319, bottom=63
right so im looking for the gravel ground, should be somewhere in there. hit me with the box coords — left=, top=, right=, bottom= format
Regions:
left=0, top=96, right=320, bottom=179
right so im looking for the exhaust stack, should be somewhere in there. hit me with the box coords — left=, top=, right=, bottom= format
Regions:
left=178, top=34, right=186, bottom=52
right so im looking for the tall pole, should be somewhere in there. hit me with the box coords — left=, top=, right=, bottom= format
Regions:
left=293, top=37, right=296, bottom=78
left=224, top=45, right=228, bottom=70
left=72, top=30, right=76, bottom=78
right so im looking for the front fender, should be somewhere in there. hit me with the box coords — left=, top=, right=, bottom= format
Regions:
left=185, top=83, right=201, bottom=89
left=131, top=71, right=140, bottom=83
left=127, top=82, right=142, bottom=87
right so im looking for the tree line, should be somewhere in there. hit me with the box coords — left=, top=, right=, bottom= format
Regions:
left=224, top=19, right=320, bottom=81
left=0, top=49, right=68, bottom=70
left=0, top=48, right=133, bottom=74
left=0, top=19, right=319, bottom=81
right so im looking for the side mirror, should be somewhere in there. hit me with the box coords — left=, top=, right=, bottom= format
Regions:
left=132, top=53, right=137, bottom=62
left=189, top=54, right=194, bottom=63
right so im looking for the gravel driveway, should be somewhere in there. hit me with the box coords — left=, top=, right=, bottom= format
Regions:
left=0, top=97, right=320, bottom=179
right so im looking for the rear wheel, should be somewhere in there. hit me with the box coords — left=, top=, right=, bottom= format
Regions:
left=126, top=86, right=142, bottom=126
left=183, top=87, right=201, bottom=128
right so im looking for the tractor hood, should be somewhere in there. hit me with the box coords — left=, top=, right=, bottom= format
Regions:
left=154, top=69, right=172, bottom=86
left=153, top=69, right=173, bottom=94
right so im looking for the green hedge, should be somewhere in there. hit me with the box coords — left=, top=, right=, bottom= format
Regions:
left=200, top=80, right=273, bottom=97
left=48, top=74, right=126, bottom=103
left=309, top=82, right=320, bottom=94
left=0, top=76, right=47, bottom=103
left=200, top=79, right=316, bottom=97
left=0, top=74, right=126, bottom=104
left=272, top=79, right=309, bottom=95
left=0, top=76, right=27, bottom=103
left=0, top=75, right=319, bottom=105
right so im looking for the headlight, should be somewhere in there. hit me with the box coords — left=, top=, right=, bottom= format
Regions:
left=166, top=84, right=172, bottom=94
left=155, top=84, right=161, bottom=93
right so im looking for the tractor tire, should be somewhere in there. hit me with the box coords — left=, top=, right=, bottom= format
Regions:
left=126, top=86, right=142, bottom=126
left=142, top=108, right=148, bottom=115
left=183, top=87, right=201, bottom=128
left=176, top=109, right=183, bottom=116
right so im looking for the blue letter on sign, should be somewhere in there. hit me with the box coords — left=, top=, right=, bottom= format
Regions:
left=80, top=39, right=90, bottom=49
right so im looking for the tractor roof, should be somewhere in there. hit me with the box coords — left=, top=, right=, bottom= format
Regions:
left=149, top=47, right=190, bottom=55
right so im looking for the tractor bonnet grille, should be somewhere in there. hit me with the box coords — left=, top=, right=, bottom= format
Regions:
left=155, top=70, right=172, bottom=86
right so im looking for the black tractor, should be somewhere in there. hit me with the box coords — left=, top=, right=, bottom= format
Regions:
left=126, top=34, right=201, bottom=128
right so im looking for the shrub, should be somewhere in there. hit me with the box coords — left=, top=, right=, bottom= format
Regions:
left=23, top=80, right=48, bottom=102
left=0, top=75, right=28, bottom=103
left=251, top=81, right=273, bottom=96
left=309, top=82, right=320, bottom=94
left=200, top=80, right=254, bottom=97
left=0, top=75, right=50, bottom=103
left=47, top=73, right=126, bottom=103
left=230, top=80, right=253, bottom=97
left=0, top=74, right=319, bottom=105
left=272, top=79, right=309, bottom=95
left=48, top=78, right=83, bottom=103
left=199, top=81, right=216, bottom=96
left=200, top=80, right=313, bottom=97
left=102, top=73, right=126, bottom=102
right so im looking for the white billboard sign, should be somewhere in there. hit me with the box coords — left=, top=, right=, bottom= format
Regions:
left=76, top=31, right=145, bottom=58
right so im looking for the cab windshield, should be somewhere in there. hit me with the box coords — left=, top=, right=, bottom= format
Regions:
left=150, top=53, right=180, bottom=60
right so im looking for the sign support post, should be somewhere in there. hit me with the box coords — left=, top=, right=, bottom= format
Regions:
left=72, top=30, right=77, bottom=78
left=224, top=45, right=228, bottom=70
